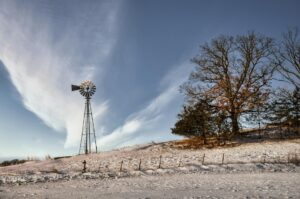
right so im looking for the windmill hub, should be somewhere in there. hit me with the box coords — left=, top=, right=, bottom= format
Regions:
left=71, top=80, right=98, bottom=154
left=79, top=80, right=96, bottom=98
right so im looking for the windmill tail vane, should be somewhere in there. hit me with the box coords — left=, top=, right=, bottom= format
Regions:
left=71, top=80, right=98, bottom=155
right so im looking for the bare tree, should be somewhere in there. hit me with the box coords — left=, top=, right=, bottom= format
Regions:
left=266, top=87, right=300, bottom=133
left=183, top=32, right=276, bottom=135
left=278, top=28, right=300, bottom=88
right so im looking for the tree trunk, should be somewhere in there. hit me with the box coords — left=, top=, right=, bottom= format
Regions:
left=231, top=112, right=239, bottom=135
left=202, top=128, right=207, bottom=145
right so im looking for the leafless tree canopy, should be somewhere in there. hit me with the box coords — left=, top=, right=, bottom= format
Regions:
left=278, top=28, right=300, bottom=88
left=182, top=32, right=276, bottom=134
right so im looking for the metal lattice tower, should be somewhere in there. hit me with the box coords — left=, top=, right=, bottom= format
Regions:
left=71, top=80, right=98, bottom=155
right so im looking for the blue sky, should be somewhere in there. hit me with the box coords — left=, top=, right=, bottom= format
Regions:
left=0, top=0, right=299, bottom=160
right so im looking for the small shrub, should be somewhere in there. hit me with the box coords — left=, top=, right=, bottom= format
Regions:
left=45, top=154, right=52, bottom=160
left=0, top=159, right=26, bottom=167
left=50, top=167, right=60, bottom=174
left=26, top=156, right=40, bottom=161
left=289, top=154, right=300, bottom=165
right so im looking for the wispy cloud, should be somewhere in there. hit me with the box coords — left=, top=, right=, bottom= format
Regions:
left=0, top=1, right=121, bottom=147
left=0, top=1, right=193, bottom=151
left=99, top=62, right=191, bottom=150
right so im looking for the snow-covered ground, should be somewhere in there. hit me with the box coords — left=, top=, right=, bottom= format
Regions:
left=0, top=139, right=299, bottom=198
left=1, top=172, right=299, bottom=199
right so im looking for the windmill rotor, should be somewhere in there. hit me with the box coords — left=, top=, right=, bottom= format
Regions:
left=79, top=80, right=96, bottom=98
left=71, top=80, right=96, bottom=98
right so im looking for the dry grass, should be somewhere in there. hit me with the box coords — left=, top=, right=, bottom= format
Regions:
left=170, top=136, right=239, bottom=150
left=171, top=126, right=300, bottom=150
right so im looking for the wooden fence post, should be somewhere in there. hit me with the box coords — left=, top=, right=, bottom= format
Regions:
left=222, top=153, right=225, bottom=164
left=138, top=159, right=142, bottom=170
left=119, top=160, right=123, bottom=172
left=82, top=160, right=87, bottom=173
left=202, top=154, right=205, bottom=165
left=158, top=155, right=162, bottom=169
left=178, top=158, right=182, bottom=167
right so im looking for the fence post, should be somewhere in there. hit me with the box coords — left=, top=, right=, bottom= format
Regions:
left=82, top=160, right=87, bottom=173
left=138, top=159, right=142, bottom=170
left=222, top=153, right=225, bottom=164
left=119, top=160, right=123, bottom=172
left=178, top=158, right=182, bottom=167
left=202, top=154, right=205, bottom=165
left=158, top=155, right=162, bottom=169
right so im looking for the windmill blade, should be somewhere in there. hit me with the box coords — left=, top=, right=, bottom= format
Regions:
left=71, top=85, right=80, bottom=91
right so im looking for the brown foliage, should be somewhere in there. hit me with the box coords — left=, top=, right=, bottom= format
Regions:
left=170, top=136, right=238, bottom=150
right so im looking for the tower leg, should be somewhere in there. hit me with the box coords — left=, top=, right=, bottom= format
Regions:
left=85, top=99, right=89, bottom=154
left=79, top=97, right=98, bottom=155
left=90, top=102, right=98, bottom=153
left=79, top=101, right=87, bottom=155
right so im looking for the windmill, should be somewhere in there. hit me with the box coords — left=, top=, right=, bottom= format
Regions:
left=71, top=80, right=98, bottom=154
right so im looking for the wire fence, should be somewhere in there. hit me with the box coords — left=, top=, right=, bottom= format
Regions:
left=79, top=152, right=300, bottom=173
